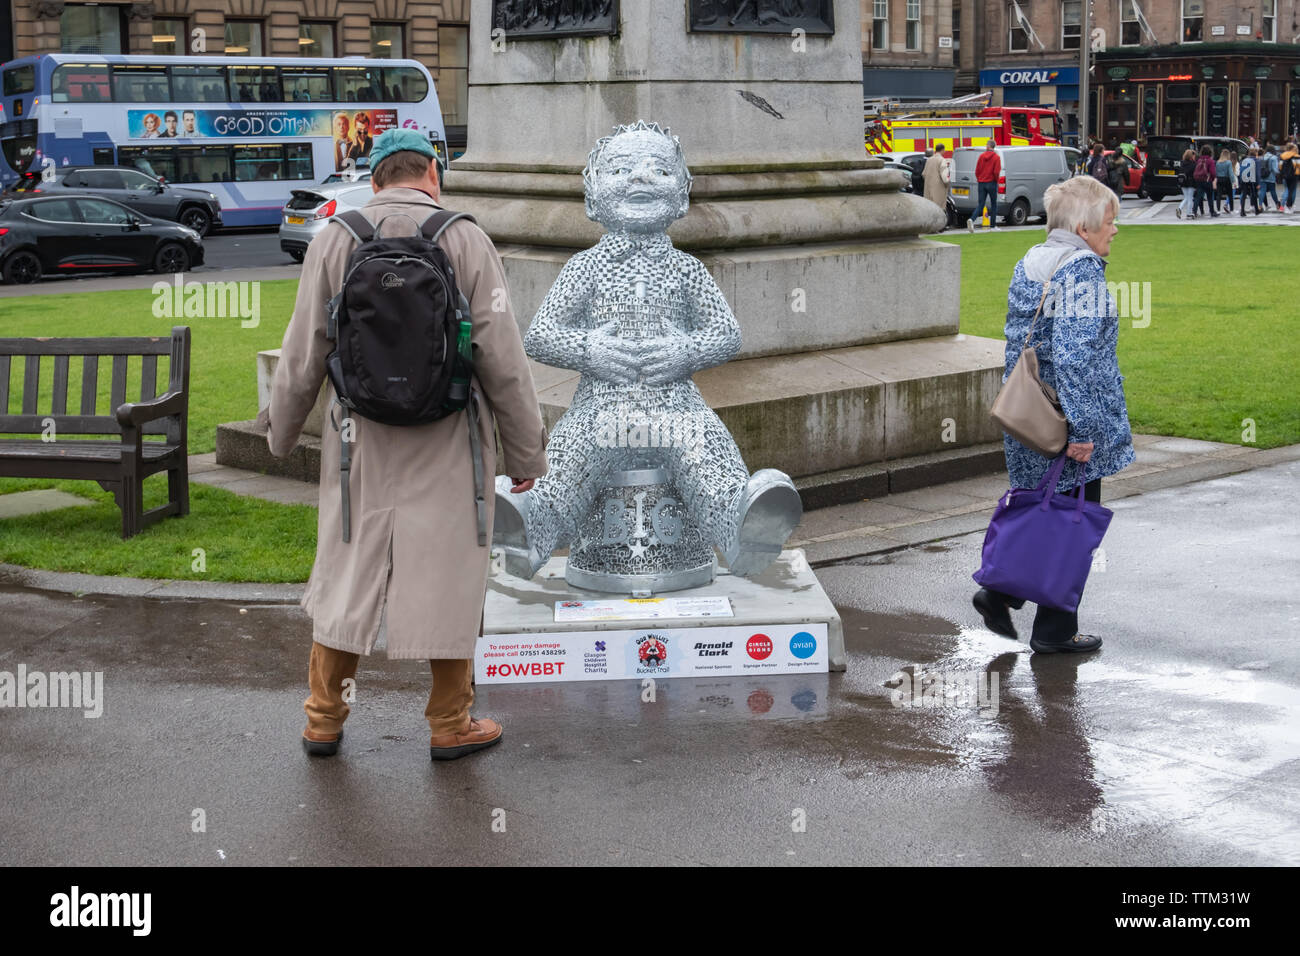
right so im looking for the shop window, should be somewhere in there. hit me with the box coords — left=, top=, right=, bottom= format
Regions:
left=225, top=20, right=264, bottom=57
left=153, top=18, right=186, bottom=56
left=371, top=23, right=405, bottom=59
left=299, top=21, right=336, bottom=58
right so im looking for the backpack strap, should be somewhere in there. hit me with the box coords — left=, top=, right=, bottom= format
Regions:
left=331, top=209, right=375, bottom=244
left=420, top=209, right=476, bottom=244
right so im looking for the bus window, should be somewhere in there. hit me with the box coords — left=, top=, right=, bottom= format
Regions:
left=382, top=66, right=427, bottom=103
left=286, top=143, right=314, bottom=180
left=172, top=66, right=230, bottom=103
left=1010, top=112, right=1030, bottom=139
left=282, top=68, right=332, bottom=102
left=51, top=65, right=110, bottom=102
left=334, top=67, right=382, bottom=102
left=3, top=65, right=35, bottom=96
left=230, top=66, right=280, bottom=103
left=93, top=148, right=115, bottom=165
left=113, top=66, right=171, bottom=102
left=117, top=147, right=177, bottom=183
left=176, top=145, right=233, bottom=183
left=234, top=145, right=285, bottom=181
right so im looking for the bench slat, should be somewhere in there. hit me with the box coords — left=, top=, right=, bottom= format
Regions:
left=140, top=354, right=157, bottom=401
left=0, top=439, right=179, bottom=462
left=51, top=355, right=70, bottom=416
left=110, top=355, right=127, bottom=414
left=0, top=337, right=174, bottom=356
left=0, top=414, right=121, bottom=433
left=22, top=355, right=39, bottom=415
left=81, top=355, right=98, bottom=415
left=0, top=355, right=9, bottom=415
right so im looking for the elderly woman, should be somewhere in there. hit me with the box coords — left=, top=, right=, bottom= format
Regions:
left=973, top=175, right=1135, bottom=653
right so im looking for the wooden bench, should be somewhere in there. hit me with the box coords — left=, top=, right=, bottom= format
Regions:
left=0, top=327, right=191, bottom=539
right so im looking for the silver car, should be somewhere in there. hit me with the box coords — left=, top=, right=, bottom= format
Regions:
left=948, top=145, right=1072, bottom=227
left=278, top=180, right=374, bottom=263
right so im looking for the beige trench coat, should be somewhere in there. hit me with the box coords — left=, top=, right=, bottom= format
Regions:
left=267, top=186, right=548, bottom=660
left=923, top=153, right=950, bottom=210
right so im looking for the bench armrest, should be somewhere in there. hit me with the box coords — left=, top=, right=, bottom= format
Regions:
left=116, top=391, right=186, bottom=428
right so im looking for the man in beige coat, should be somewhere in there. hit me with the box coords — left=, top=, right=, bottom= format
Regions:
left=266, top=129, right=548, bottom=761
left=922, top=147, right=950, bottom=221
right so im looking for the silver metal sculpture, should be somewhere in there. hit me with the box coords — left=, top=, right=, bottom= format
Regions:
left=493, top=120, right=802, bottom=593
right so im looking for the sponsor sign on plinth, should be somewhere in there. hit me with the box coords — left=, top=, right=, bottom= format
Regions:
left=476, top=623, right=828, bottom=684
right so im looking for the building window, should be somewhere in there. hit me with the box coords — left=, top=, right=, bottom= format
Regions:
left=872, top=0, right=888, bottom=50
left=953, top=1, right=961, bottom=50
left=1008, top=4, right=1028, bottom=51
left=1262, top=0, right=1276, bottom=42
left=1118, top=1, right=1140, bottom=46
left=1062, top=1, right=1081, bottom=50
left=299, top=21, right=336, bottom=58
left=905, top=0, right=920, bottom=50
left=371, top=23, right=405, bottom=59
left=225, top=20, right=264, bottom=56
left=1181, top=0, right=1204, bottom=43
left=61, top=4, right=127, bottom=54
left=438, top=25, right=468, bottom=128
left=153, top=18, right=186, bottom=56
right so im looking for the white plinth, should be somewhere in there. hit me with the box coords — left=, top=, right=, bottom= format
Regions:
left=479, top=549, right=845, bottom=685
left=257, top=349, right=328, bottom=438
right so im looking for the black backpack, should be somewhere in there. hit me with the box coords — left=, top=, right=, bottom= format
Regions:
left=324, top=208, right=486, bottom=543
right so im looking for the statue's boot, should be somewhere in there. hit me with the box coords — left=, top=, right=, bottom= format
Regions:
left=492, top=476, right=547, bottom=579
left=724, top=469, right=803, bottom=577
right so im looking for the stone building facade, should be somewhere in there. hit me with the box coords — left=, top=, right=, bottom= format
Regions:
left=859, top=0, right=960, bottom=100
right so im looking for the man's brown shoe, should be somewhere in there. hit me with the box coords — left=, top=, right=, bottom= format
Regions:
left=429, top=718, right=503, bottom=761
left=302, top=727, right=343, bottom=757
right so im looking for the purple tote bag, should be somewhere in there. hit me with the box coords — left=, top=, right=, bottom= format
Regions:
left=972, top=453, right=1113, bottom=613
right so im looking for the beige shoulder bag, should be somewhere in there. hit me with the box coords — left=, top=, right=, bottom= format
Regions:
left=989, top=276, right=1068, bottom=457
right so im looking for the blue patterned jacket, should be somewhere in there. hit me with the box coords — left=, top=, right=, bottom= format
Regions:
left=1003, top=231, right=1135, bottom=492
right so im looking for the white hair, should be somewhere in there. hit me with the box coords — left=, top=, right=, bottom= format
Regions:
left=1044, top=175, right=1120, bottom=234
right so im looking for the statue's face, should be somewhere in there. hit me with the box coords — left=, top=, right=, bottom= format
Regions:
left=589, top=130, right=687, bottom=232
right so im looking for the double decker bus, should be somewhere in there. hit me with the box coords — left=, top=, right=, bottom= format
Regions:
left=0, top=54, right=447, bottom=227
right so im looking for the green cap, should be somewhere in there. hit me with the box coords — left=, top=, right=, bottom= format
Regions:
left=369, top=128, right=437, bottom=170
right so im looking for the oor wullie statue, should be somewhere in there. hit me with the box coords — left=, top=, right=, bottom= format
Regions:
left=494, top=121, right=802, bottom=583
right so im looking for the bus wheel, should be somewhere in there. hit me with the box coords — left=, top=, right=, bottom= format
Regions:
left=1008, top=199, right=1030, bottom=227
left=154, top=243, right=191, bottom=275
left=2, top=250, right=42, bottom=285
left=180, top=207, right=212, bottom=236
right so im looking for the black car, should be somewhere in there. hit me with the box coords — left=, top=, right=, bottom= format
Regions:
left=6, top=165, right=222, bottom=236
left=1142, top=135, right=1250, bottom=200
left=0, top=194, right=204, bottom=284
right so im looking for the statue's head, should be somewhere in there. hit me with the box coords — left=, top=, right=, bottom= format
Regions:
left=583, top=121, right=693, bottom=233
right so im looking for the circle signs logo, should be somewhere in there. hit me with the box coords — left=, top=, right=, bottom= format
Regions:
left=789, top=631, right=817, bottom=659
left=747, top=633, right=773, bottom=660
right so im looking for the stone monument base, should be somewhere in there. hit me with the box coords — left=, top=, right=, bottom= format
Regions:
left=479, top=549, right=845, bottom=686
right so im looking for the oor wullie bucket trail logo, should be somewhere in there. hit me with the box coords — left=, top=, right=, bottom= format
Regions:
left=635, top=633, right=670, bottom=674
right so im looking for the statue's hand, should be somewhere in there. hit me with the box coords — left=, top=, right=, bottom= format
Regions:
left=584, top=324, right=641, bottom=385
left=639, top=330, right=697, bottom=385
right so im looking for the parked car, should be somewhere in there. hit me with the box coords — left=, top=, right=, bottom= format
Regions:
left=0, top=194, right=204, bottom=284
left=5, top=166, right=223, bottom=236
left=278, top=181, right=374, bottom=263
left=1142, top=135, right=1250, bottom=201
left=948, top=145, right=1072, bottom=226
left=881, top=160, right=914, bottom=192
left=875, top=150, right=928, bottom=194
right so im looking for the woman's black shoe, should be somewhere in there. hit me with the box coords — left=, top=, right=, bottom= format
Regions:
left=1029, top=633, right=1102, bottom=654
left=972, top=589, right=1019, bottom=640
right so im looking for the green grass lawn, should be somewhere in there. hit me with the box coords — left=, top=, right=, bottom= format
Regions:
left=2, top=225, right=1297, bottom=581
left=934, top=225, right=1300, bottom=450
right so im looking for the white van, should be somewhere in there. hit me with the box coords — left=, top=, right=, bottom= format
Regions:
left=948, top=146, right=1072, bottom=227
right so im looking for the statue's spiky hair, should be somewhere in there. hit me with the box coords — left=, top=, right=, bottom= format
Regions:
left=582, top=120, right=694, bottom=199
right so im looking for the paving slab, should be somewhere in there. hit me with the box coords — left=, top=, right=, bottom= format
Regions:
left=0, top=489, right=93, bottom=519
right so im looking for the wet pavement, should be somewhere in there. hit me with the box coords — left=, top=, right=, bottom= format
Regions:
left=0, top=461, right=1296, bottom=866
